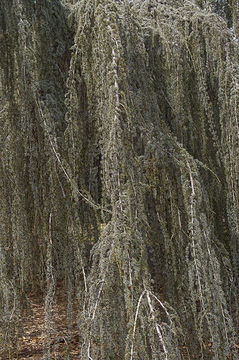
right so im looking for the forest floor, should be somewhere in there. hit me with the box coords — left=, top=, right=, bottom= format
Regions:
left=0, top=286, right=81, bottom=360
left=0, top=288, right=193, bottom=360
left=1, top=286, right=237, bottom=359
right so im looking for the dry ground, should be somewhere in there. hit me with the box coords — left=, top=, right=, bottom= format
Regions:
left=0, top=286, right=238, bottom=360
left=0, top=287, right=80, bottom=360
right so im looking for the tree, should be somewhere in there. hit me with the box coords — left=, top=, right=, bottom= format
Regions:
left=0, top=0, right=239, bottom=359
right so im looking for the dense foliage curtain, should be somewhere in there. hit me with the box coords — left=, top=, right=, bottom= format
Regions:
left=0, top=0, right=239, bottom=358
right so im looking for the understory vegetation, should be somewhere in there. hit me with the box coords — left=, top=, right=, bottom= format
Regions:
left=0, top=0, right=239, bottom=359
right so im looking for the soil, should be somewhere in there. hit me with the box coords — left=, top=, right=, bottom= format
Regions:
left=0, top=286, right=238, bottom=360
left=0, top=286, right=81, bottom=360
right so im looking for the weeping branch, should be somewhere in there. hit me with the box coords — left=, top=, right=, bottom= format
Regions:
left=0, top=0, right=239, bottom=359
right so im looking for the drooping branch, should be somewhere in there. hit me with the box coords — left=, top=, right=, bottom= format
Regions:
left=0, top=1, right=239, bottom=359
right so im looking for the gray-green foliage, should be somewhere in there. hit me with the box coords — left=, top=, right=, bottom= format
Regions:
left=0, top=0, right=239, bottom=359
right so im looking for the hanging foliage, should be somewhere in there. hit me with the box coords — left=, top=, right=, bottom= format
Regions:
left=0, top=0, right=239, bottom=359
